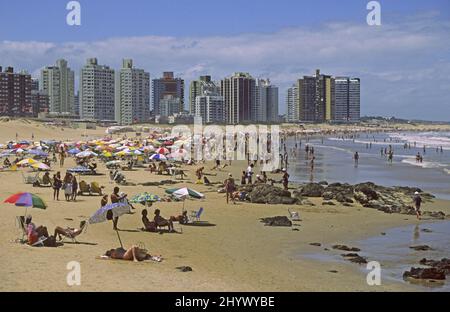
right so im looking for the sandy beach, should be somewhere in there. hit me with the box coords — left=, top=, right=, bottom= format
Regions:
left=0, top=119, right=449, bottom=292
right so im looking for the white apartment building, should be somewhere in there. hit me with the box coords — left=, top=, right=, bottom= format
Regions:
left=80, top=58, right=115, bottom=121
left=194, top=92, right=224, bottom=124
left=334, top=77, right=361, bottom=122
left=115, top=59, right=150, bottom=125
left=40, top=59, right=75, bottom=114
left=286, top=85, right=298, bottom=122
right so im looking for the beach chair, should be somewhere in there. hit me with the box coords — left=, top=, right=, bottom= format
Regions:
left=22, top=172, right=40, bottom=184
left=90, top=182, right=103, bottom=195
left=78, top=180, right=91, bottom=195
left=15, top=216, right=47, bottom=246
left=190, top=207, right=204, bottom=222
left=58, top=221, right=88, bottom=244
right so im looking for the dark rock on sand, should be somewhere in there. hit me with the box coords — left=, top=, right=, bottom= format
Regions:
left=409, top=245, right=433, bottom=251
left=341, top=253, right=368, bottom=264
left=309, top=243, right=322, bottom=247
left=176, top=266, right=193, bottom=272
left=419, top=258, right=450, bottom=274
left=322, top=201, right=336, bottom=206
left=354, top=182, right=379, bottom=201
left=318, top=181, right=329, bottom=186
left=260, top=216, right=292, bottom=227
left=421, top=229, right=433, bottom=233
left=247, top=184, right=296, bottom=205
left=403, top=268, right=446, bottom=281
left=332, top=245, right=361, bottom=252
left=422, top=211, right=446, bottom=220
left=294, top=183, right=325, bottom=197
left=328, top=270, right=338, bottom=273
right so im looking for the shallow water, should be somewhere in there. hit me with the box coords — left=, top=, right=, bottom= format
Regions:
left=302, top=221, right=450, bottom=291
left=285, top=131, right=450, bottom=199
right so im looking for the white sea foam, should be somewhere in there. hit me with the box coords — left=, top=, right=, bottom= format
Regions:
left=401, top=157, right=447, bottom=169
left=389, top=132, right=450, bottom=150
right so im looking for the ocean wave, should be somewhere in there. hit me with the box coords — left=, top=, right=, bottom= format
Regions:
left=401, top=157, right=448, bottom=169
left=389, top=132, right=450, bottom=150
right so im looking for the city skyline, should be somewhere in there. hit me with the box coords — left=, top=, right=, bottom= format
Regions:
left=0, top=1, right=449, bottom=120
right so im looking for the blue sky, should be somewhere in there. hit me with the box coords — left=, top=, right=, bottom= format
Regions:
left=1, top=0, right=449, bottom=120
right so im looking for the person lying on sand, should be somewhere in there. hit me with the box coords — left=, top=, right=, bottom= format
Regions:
left=104, top=246, right=162, bottom=262
left=170, top=210, right=189, bottom=224
left=53, top=221, right=86, bottom=241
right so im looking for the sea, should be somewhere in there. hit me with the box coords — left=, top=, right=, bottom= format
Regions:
left=285, top=131, right=450, bottom=200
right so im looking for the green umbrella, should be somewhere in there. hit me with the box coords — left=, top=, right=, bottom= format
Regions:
left=130, top=192, right=160, bottom=206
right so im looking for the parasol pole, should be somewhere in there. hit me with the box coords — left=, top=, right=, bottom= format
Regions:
left=115, top=229, right=124, bottom=249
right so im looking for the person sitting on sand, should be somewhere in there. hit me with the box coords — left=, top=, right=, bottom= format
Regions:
left=255, top=174, right=265, bottom=184
left=154, top=209, right=174, bottom=232
left=141, top=209, right=157, bottom=232
left=100, top=194, right=108, bottom=207
left=195, top=167, right=204, bottom=180
left=3, top=158, right=11, bottom=167
left=170, top=210, right=189, bottom=224
left=25, top=215, right=56, bottom=247
left=53, top=221, right=86, bottom=241
left=104, top=246, right=161, bottom=262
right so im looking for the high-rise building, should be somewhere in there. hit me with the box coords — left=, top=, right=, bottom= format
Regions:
left=80, top=58, right=115, bottom=121
left=334, top=77, right=360, bottom=122
left=221, top=72, right=256, bottom=124
left=115, top=59, right=150, bottom=125
left=152, top=72, right=184, bottom=115
left=194, top=91, right=224, bottom=124
left=74, top=91, right=80, bottom=117
left=159, top=95, right=181, bottom=117
left=189, top=75, right=220, bottom=114
left=286, top=85, right=298, bottom=122
left=31, top=78, right=39, bottom=92
left=0, top=66, right=32, bottom=117
left=255, top=79, right=278, bottom=123
left=297, top=69, right=334, bottom=122
left=40, top=59, right=75, bottom=114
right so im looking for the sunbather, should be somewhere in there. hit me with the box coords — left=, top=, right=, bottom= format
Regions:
left=53, top=221, right=86, bottom=241
left=25, top=215, right=56, bottom=247
left=170, top=210, right=189, bottom=224
left=104, top=246, right=161, bottom=262
left=141, top=209, right=157, bottom=232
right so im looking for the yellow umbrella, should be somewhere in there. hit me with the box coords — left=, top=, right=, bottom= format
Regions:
left=103, top=151, right=113, bottom=158
left=17, top=158, right=37, bottom=166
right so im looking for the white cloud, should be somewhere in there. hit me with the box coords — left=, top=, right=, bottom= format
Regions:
left=1, top=13, right=449, bottom=120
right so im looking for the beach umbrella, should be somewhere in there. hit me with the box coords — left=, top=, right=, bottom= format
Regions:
left=17, top=158, right=38, bottom=166
left=15, top=148, right=25, bottom=154
left=31, top=162, right=51, bottom=171
left=4, top=192, right=47, bottom=219
left=130, top=193, right=160, bottom=206
left=156, top=147, right=170, bottom=155
left=88, top=202, right=131, bottom=248
left=149, top=154, right=167, bottom=161
left=102, top=151, right=113, bottom=158
left=165, top=187, right=204, bottom=199
left=76, top=150, right=98, bottom=158
left=165, top=187, right=204, bottom=211
left=28, top=149, right=49, bottom=157
left=168, top=148, right=188, bottom=161
left=105, top=160, right=122, bottom=167
left=68, top=148, right=81, bottom=155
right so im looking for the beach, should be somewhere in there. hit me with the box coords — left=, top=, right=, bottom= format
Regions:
left=0, top=119, right=449, bottom=292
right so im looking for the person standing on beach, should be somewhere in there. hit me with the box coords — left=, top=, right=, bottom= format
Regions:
left=224, top=173, right=236, bottom=204
left=413, top=192, right=422, bottom=220
left=353, top=152, right=359, bottom=167
left=53, top=172, right=62, bottom=201
left=246, top=164, right=254, bottom=184
left=71, top=175, right=78, bottom=201
left=111, top=187, right=127, bottom=230
left=282, top=169, right=290, bottom=191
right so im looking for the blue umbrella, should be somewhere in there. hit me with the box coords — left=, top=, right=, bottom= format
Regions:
left=28, top=149, right=49, bottom=157
left=68, top=148, right=81, bottom=155
left=89, top=202, right=131, bottom=248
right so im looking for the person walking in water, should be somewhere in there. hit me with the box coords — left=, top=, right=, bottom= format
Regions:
left=353, top=152, right=359, bottom=167
left=413, top=191, right=422, bottom=220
